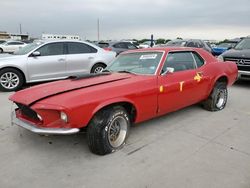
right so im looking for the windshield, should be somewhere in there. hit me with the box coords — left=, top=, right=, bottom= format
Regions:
left=13, top=42, right=43, bottom=55
left=107, top=52, right=163, bottom=75
left=234, top=38, right=250, bottom=50
left=217, top=42, right=236, bottom=48
left=166, top=40, right=186, bottom=47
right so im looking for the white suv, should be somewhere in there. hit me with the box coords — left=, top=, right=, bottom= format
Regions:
left=0, top=41, right=27, bottom=53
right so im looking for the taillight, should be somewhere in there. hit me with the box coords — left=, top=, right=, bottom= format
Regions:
left=104, top=47, right=112, bottom=51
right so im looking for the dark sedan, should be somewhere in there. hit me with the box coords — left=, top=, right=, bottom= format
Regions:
left=97, top=41, right=138, bottom=55
left=165, top=39, right=212, bottom=53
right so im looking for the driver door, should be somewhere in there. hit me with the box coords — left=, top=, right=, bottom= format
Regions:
left=27, top=42, right=67, bottom=82
left=157, top=51, right=210, bottom=115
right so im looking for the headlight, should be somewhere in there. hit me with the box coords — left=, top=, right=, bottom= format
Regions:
left=37, top=114, right=43, bottom=121
left=60, top=112, right=68, bottom=123
left=217, top=55, right=224, bottom=61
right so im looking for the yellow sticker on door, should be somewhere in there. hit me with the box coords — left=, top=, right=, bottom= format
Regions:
left=159, top=86, right=164, bottom=93
left=179, top=81, right=184, bottom=92
left=194, top=73, right=202, bottom=82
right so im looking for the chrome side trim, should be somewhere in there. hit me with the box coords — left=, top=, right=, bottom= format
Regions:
left=11, top=112, right=80, bottom=135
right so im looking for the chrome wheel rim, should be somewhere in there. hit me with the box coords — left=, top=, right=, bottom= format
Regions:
left=108, top=116, right=128, bottom=148
left=94, top=66, right=104, bottom=73
left=0, top=72, right=20, bottom=89
left=216, top=89, right=226, bottom=108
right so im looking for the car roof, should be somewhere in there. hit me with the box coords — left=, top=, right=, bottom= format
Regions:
left=121, top=47, right=206, bottom=54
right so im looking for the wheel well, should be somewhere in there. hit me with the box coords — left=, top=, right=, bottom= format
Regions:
left=216, top=76, right=228, bottom=85
left=90, top=62, right=107, bottom=73
left=95, top=102, right=137, bottom=123
left=0, top=67, right=26, bottom=83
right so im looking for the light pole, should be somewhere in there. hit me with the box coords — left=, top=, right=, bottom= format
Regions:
left=97, top=18, right=100, bottom=42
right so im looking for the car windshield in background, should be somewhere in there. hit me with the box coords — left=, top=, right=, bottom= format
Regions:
left=13, top=42, right=43, bottom=55
left=98, top=43, right=109, bottom=48
left=217, top=42, right=236, bottom=48
left=234, top=38, right=250, bottom=50
left=166, top=40, right=186, bottom=47
left=107, top=52, right=163, bottom=75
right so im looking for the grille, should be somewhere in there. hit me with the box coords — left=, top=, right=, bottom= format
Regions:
left=224, top=57, right=250, bottom=71
left=16, top=103, right=39, bottom=121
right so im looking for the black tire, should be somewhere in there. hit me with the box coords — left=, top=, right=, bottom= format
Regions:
left=90, top=63, right=106, bottom=73
left=0, top=68, right=24, bottom=92
left=87, top=106, right=130, bottom=155
left=0, top=48, right=3, bottom=53
left=203, top=82, right=228, bottom=111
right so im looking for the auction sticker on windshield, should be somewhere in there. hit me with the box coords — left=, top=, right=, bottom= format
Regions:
left=140, top=54, right=158, bottom=60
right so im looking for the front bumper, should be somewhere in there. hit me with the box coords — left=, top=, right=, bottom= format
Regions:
left=238, top=71, right=250, bottom=80
left=11, top=112, right=80, bottom=135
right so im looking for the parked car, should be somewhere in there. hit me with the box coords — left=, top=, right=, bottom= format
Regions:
left=139, top=40, right=156, bottom=48
left=97, top=41, right=138, bottom=55
left=212, top=42, right=238, bottom=56
left=0, top=40, right=116, bottom=91
left=218, top=37, right=250, bottom=80
left=165, top=39, right=212, bottom=53
left=0, top=41, right=27, bottom=53
left=9, top=47, right=237, bottom=155
left=0, top=40, right=7, bottom=44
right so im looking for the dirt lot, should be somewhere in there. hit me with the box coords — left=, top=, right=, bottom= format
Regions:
left=0, top=80, right=249, bottom=188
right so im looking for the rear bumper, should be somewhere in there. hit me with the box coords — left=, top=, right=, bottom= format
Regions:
left=238, top=71, right=250, bottom=80
left=11, top=112, right=80, bottom=135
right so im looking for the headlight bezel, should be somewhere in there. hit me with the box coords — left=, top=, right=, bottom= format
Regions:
left=217, top=55, right=224, bottom=62
left=60, top=111, right=68, bottom=123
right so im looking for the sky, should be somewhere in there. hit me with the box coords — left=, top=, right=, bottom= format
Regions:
left=1, top=0, right=250, bottom=41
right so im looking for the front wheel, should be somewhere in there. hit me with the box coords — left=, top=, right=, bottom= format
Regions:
left=203, top=82, right=228, bottom=111
left=0, top=68, right=24, bottom=92
left=87, top=106, right=130, bottom=155
left=0, top=48, right=3, bottom=53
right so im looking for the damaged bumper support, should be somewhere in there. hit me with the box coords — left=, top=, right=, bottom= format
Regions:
left=11, top=112, right=80, bottom=135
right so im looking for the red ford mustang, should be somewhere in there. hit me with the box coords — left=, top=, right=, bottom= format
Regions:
left=9, top=47, right=238, bottom=155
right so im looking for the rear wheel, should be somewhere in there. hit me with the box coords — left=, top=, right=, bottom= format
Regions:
left=87, top=106, right=130, bottom=155
left=203, top=82, right=228, bottom=111
left=91, top=63, right=106, bottom=73
left=0, top=68, right=24, bottom=92
left=0, top=48, right=3, bottom=53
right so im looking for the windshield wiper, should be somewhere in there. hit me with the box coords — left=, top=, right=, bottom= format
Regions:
left=68, top=72, right=111, bottom=80
left=117, top=70, right=135, bottom=74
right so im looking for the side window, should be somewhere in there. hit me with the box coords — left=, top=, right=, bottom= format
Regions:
left=192, top=52, right=205, bottom=68
left=8, top=42, right=23, bottom=45
left=67, top=42, right=97, bottom=54
left=127, top=43, right=137, bottom=49
left=162, top=52, right=196, bottom=73
left=37, top=43, right=64, bottom=56
left=186, top=42, right=197, bottom=48
left=113, top=43, right=126, bottom=48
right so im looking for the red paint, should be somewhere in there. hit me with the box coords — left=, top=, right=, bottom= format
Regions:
left=9, top=48, right=238, bottom=130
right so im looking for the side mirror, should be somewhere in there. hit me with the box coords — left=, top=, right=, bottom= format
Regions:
left=32, top=51, right=41, bottom=57
left=161, top=67, right=175, bottom=75
left=227, top=46, right=232, bottom=50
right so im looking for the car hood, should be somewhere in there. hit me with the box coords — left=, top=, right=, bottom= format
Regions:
left=0, top=54, right=25, bottom=61
left=222, top=49, right=250, bottom=59
left=212, top=47, right=227, bottom=50
left=9, top=73, right=132, bottom=106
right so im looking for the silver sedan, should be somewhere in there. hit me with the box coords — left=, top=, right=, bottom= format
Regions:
left=0, top=40, right=116, bottom=91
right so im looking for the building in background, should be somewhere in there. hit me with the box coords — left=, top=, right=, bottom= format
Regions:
left=0, top=31, right=29, bottom=40
left=42, top=34, right=80, bottom=40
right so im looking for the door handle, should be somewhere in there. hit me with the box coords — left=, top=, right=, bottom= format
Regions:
left=197, top=72, right=203, bottom=76
left=88, top=57, right=94, bottom=60
left=58, top=58, right=66, bottom=62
